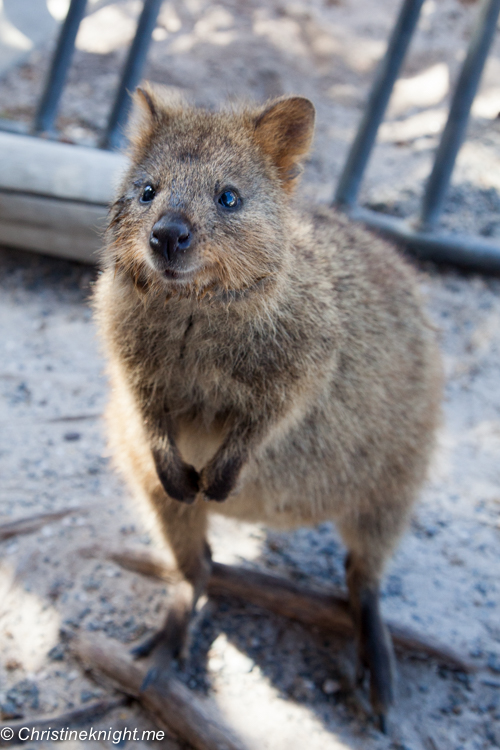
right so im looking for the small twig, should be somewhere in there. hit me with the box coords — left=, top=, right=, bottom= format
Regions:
left=73, top=634, right=251, bottom=750
left=0, top=699, right=126, bottom=746
left=45, top=413, right=101, bottom=423
left=0, top=508, right=85, bottom=542
left=84, top=545, right=475, bottom=674
left=109, top=546, right=178, bottom=583
left=480, top=677, right=500, bottom=688
left=210, top=561, right=354, bottom=634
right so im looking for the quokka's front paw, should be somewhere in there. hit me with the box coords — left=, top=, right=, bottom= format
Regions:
left=154, top=452, right=200, bottom=503
left=200, top=457, right=242, bottom=502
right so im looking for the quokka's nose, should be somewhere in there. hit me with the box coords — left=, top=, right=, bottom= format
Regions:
left=149, top=214, right=192, bottom=261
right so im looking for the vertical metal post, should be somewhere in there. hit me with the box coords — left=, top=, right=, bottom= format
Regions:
left=419, top=0, right=500, bottom=229
left=34, top=0, right=88, bottom=135
left=334, top=0, right=425, bottom=209
left=102, top=0, right=164, bottom=150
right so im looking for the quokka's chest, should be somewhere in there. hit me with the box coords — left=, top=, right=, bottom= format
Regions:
left=133, top=307, right=307, bottom=397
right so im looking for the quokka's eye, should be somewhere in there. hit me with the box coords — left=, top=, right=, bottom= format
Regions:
left=218, top=189, right=241, bottom=210
left=140, top=185, right=156, bottom=203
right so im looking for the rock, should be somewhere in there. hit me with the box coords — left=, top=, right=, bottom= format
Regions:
left=48, top=643, right=65, bottom=661
left=384, top=575, right=403, bottom=597
left=64, top=431, right=81, bottom=441
left=6, top=680, right=39, bottom=711
left=5, top=658, right=22, bottom=671
left=291, top=676, right=315, bottom=701
left=488, top=653, right=500, bottom=674
left=0, top=700, right=23, bottom=720
left=322, top=678, right=341, bottom=695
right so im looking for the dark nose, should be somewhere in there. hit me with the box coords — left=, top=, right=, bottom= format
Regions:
left=149, top=214, right=192, bottom=261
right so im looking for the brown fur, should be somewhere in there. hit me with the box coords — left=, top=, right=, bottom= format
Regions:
left=93, top=84, right=442, bottom=721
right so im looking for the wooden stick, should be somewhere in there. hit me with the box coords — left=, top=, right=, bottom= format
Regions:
left=210, top=561, right=354, bottom=635
left=210, top=563, right=476, bottom=673
left=83, top=545, right=475, bottom=673
left=0, top=508, right=84, bottom=543
left=73, top=634, right=251, bottom=750
left=0, top=699, right=126, bottom=746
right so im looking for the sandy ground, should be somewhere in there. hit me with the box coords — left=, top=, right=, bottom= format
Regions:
left=1, top=0, right=500, bottom=749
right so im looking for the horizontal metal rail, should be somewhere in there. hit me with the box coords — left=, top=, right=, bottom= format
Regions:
left=351, top=206, right=500, bottom=273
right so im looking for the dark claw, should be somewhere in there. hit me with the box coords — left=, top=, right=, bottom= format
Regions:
left=345, top=563, right=395, bottom=723
left=356, top=660, right=366, bottom=687
left=140, top=665, right=163, bottom=693
left=130, top=630, right=164, bottom=659
left=153, top=451, right=200, bottom=504
left=378, top=713, right=388, bottom=735
left=202, top=457, right=242, bottom=502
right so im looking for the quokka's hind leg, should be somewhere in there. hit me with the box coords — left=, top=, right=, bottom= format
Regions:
left=338, top=504, right=409, bottom=732
left=132, top=486, right=211, bottom=670
left=343, top=551, right=395, bottom=732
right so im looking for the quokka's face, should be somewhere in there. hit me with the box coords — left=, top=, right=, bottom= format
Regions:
left=107, top=86, right=315, bottom=296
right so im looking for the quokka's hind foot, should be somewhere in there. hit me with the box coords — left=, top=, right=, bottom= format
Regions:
left=345, top=554, right=396, bottom=732
left=128, top=489, right=211, bottom=675
left=131, top=580, right=197, bottom=677
left=356, top=587, right=395, bottom=733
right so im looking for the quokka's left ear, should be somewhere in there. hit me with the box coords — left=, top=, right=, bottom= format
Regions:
left=253, top=97, right=315, bottom=191
left=127, top=82, right=163, bottom=148
left=127, top=82, right=185, bottom=153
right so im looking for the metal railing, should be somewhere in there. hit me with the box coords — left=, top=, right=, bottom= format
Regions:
left=0, top=0, right=499, bottom=272
left=334, top=0, right=500, bottom=273
left=2, top=0, right=164, bottom=148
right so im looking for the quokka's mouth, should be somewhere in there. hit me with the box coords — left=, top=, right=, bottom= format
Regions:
left=162, top=266, right=196, bottom=282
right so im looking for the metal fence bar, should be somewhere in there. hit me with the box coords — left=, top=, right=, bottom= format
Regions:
left=419, top=0, right=500, bottom=229
left=33, top=0, right=88, bottom=135
left=352, top=206, right=500, bottom=273
left=101, top=0, right=164, bottom=150
left=334, top=0, right=425, bottom=209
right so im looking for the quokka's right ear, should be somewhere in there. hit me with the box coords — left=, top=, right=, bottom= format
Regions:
left=253, top=97, right=315, bottom=191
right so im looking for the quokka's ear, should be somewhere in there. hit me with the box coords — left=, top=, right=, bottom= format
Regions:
left=135, top=84, right=160, bottom=122
left=253, top=97, right=315, bottom=190
left=127, top=83, right=162, bottom=150
left=128, top=82, right=184, bottom=149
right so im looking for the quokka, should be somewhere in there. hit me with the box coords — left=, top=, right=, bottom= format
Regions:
left=93, top=83, right=442, bottom=730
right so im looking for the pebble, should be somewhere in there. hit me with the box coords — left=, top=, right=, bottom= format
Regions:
left=488, top=653, right=500, bottom=674
left=385, top=575, right=403, bottom=597
left=47, top=643, right=65, bottom=661
left=291, top=677, right=315, bottom=701
left=64, top=431, right=81, bottom=441
left=322, top=679, right=341, bottom=695
left=0, top=700, right=23, bottom=720
left=80, top=689, right=102, bottom=702
left=6, top=680, right=39, bottom=710
left=5, top=658, right=22, bottom=671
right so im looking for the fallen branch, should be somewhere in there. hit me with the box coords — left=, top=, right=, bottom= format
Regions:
left=0, top=698, right=125, bottom=746
left=209, top=563, right=476, bottom=674
left=84, top=545, right=475, bottom=674
left=73, top=634, right=251, bottom=750
left=0, top=508, right=85, bottom=543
